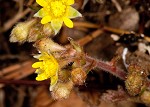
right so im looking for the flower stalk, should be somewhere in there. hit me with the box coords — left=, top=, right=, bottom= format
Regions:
left=85, top=55, right=127, bottom=80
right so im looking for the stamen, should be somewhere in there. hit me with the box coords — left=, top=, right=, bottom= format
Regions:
left=50, top=1, right=66, bottom=17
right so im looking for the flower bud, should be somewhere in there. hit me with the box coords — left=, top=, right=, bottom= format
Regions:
left=58, top=69, right=71, bottom=82
left=125, top=64, right=146, bottom=96
left=51, top=81, right=73, bottom=99
left=27, top=23, right=42, bottom=42
left=28, top=23, right=54, bottom=42
left=34, top=38, right=66, bottom=53
left=10, top=19, right=37, bottom=43
left=71, top=68, right=87, bottom=85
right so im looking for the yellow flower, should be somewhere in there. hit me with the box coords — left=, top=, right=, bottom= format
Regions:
left=34, top=0, right=82, bottom=34
left=32, top=52, right=59, bottom=90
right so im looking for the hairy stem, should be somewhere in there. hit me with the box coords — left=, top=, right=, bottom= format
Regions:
left=86, top=55, right=127, bottom=80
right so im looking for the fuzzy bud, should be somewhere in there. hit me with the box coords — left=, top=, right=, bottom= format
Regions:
left=28, top=23, right=54, bottom=42
left=71, top=68, right=87, bottom=85
left=27, top=23, right=42, bottom=42
left=58, top=69, right=71, bottom=82
left=125, top=64, right=146, bottom=96
left=34, top=38, right=66, bottom=53
left=10, top=19, right=37, bottom=43
left=51, top=81, right=73, bottom=99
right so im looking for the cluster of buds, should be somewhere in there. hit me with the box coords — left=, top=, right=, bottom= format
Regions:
left=10, top=22, right=95, bottom=99
left=32, top=37, right=96, bottom=99
left=10, top=19, right=54, bottom=43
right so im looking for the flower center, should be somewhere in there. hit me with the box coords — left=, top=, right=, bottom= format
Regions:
left=50, top=1, right=66, bottom=17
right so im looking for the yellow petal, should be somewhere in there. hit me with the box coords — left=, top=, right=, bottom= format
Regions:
left=36, top=0, right=48, bottom=7
left=36, top=73, right=48, bottom=81
left=41, top=16, right=51, bottom=24
left=66, top=6, right=82, bottom=19
left=51, top=19, right=63, bottom=34
left=46, top=67, right=57, bottom=77
left=32, top=62, right=43, bottom=68
left=50, top=75, right=58, bottom=86
left=66, top=0, right=74, bottom=5
left=63, top=17, right=73, bottom=28
left=34, top=8, right=48, bottom=18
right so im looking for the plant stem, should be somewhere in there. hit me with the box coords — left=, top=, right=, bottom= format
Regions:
left=86, top=55, right=127, bottom=80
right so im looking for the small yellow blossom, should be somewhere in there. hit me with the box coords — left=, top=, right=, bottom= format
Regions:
left=32, top=52, right=59, bottom=90
left=34, top=0, right=82, bottom=34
